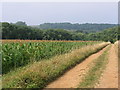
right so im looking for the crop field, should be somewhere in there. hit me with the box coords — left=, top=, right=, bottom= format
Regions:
left=1, top=2, right=118, bottom=89
left=2, top=40, right=101, bottom=74
left=2, top=40, right=113, bottom=88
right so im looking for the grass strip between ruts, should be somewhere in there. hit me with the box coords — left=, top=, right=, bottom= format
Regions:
left=78, top=45, right=111, bottom=88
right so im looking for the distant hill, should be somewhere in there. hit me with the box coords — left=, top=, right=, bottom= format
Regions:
left=33, top=23, right=117, bottom=32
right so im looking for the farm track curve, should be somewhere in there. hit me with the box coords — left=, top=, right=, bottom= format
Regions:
left=45, top=45, right=110, bottom=88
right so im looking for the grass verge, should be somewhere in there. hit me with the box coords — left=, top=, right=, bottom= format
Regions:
left=77, top=45, right=111, bottom=88
left=2, top=43, right=110, bottom=88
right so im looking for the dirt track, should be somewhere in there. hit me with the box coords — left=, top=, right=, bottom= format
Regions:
left=46, top=46, right=109, bottom=88
left=95, top=44, right=118, bottom=88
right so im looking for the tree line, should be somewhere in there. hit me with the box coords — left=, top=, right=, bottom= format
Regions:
left=37, top=22, right=117, bottom=32
left=1, top=22, right=118, bottom=43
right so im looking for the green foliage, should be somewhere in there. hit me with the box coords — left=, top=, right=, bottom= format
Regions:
left=86, top=27, right=118, bottom=43
left=43, top=29, right=73, bottom=40
left=2, top=41, right=98, bottom=74
left=118, top=26, right=120, bottom=40
left=2, top=22, right=44, bottom=39
left=15, top=21, right=27, bottom=26
left=1, top=22, right=118, bottom=42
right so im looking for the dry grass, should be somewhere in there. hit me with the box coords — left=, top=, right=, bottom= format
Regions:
left=1, top=39, right=99, bottom=43
left=78, top=45, right=111, bottom=88
left=2, top=42, right=110, bottom=88
left=114, top=41, right=119, bottom=54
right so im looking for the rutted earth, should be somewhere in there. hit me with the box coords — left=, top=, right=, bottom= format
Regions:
left=46, top=45, right=110, bottom=88
left=95, top=44, right=118, bottom=88
left=45, top=44, right=118, bottom=88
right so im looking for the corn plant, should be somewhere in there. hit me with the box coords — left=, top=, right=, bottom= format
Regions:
left=2, top=40, right=100, bottom=74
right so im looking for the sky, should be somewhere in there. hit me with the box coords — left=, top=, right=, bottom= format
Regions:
left=1, top=2, right=118, bottom=25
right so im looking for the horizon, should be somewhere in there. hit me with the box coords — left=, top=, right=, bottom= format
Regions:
left=2, top=2, right=118, bottom=25
left=1, top=21, right=117, bottom=26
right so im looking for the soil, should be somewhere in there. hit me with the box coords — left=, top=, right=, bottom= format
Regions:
left=46, top=46, right=109, bottom=88
left=95, top=44, right=118, bottom=88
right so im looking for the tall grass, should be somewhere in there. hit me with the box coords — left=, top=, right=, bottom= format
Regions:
left=2, top=42, right=109, bottom=88
left=2, top=41, right=99, bottom=74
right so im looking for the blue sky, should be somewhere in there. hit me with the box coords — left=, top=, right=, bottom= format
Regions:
left=2, top=2, right=118, bottom=25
